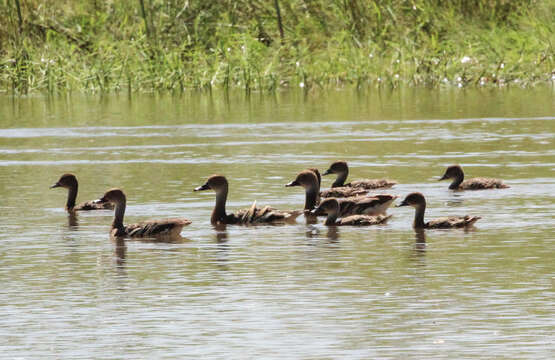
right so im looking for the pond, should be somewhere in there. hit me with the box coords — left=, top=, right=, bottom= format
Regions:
left=0, top=87, right=553, bottom=358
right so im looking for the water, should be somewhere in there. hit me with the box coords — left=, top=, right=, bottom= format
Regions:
left=1, top=88, right=554, bottom=358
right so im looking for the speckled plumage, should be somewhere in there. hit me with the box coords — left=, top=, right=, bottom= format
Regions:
left=323, top=161, right=396, bottom=190
left=51, top=173, right=113, bottom=212
left=439, top=165, right=509, bottom=190
left=311, top=198, right=392, bottom=226
left=197, top=175, right=302, bottom=225
left=320, top=186, right=368, bottom=198
left=336, top=194, right=398, bottom=217
left=99, top=188, right=191, bottom=238
left=397, top=192, right=481, bottom=229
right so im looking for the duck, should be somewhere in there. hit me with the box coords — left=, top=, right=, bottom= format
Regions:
left=311, top=198, right=391, bottom=226
left=195, top=175, right=302, bottom=225
left=397, top=192, right=481, bottom=229
left=285, top=169, right=321, bottom=210
left=439, top=164, right=509, bottom=190
left=98, top=188, right=191, bottom=237
left=50, top=173, right=113, bottom=212
left=323, top=161, right=397, bottom=190
left=286, top=170, right=397, bottom=216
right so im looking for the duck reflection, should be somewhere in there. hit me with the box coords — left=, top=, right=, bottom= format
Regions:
left=213, top=224, right=230, bottom=271
left=213, top=223, right=229, bottom=243
left=414, top=229, right=427, bottom=253
left=113, top=236, right=127, bottom=267
left=67, top=212, right=79, bottom=229
left=326, top=226, right=339, bottom=242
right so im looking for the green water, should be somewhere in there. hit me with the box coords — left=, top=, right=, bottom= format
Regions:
left=0, top=87, right=553, bottom=358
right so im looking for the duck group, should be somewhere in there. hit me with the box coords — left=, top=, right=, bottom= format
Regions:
left=51, top=163, right=509, bottom=238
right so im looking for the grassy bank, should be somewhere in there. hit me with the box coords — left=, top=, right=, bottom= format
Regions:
left=0, top=0, right=553, bottom=94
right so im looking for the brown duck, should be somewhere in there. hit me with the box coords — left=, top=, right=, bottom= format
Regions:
left=311, top=198, right=392, bottom=226
left=439, top=165, right=509, bottom=190
left=195, top=175, right=302, bottom=225
left=397, top=192, right=481, bottom=229
left=50, top=173, right=113, bottom=212
left=285, top=169, right=321, bottom=210
left=286, top=170, right=397, bottom=216
left=323, top=161, right=397, bottom=191
left=98, top=188, right=191, bottom=237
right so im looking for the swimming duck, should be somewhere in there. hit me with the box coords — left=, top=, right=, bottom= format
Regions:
left=311, top=198, right=391, bottom=226
left=323, top=161, right=397, bottom=189
left=195, top=175, right=302, bottom=225
left=50, top=173, right=113, bottom=212
left=285, top=169, right=321, bottom=210
left=397, top=192, right=481, bottom=229
left=439, top=165, right=509, bottom=190
left=98, top=188, right=191, bottom=237
left=286, top=170, right=397, bottom=216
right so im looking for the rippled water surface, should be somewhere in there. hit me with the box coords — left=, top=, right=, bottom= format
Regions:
left=1, top=88, right=554, bottom=358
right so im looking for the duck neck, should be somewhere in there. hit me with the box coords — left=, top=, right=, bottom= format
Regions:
left=325, top=204, right=340, bottom=225
left=304, top=185, right=319, bottom=210
left=66, top=184, right=78, bottom=211
left=325, top=213, right=339, bottom=226
left=332, top=170, right=348, bottom=188
left=413, top=204, right=426, bottom=228
left=112, top=200, right=126, bottom=231
left=212, top=186, right=228, bottom=225
left=449, top=169, right=464, bottom=190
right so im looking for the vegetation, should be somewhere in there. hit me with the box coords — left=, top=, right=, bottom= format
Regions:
left=0, top=0, right=553, bottom=94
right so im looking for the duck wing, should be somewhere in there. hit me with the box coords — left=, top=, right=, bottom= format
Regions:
left=348, top=179, right=397, bottom=189
left=124, top=218, right=192, bottom=237
left=320, top=187, right=368, bottom=198
left=338, top=195, right=396, bottom=216
left=234, top=201, right=302, bottom=224
left=339, top=214, right=392, bottom=226
left=461, top=177, right=509, bottom=190
left=426, top=215, right=481, bottom=229
left=74, top=200, right=114, bottom=211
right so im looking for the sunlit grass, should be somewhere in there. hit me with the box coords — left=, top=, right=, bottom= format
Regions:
left=0, top=0, right=553, bottom=94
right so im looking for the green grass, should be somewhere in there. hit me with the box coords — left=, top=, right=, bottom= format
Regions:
left=0, top=0, right=553, bottom=95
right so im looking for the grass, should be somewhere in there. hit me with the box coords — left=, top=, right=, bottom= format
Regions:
left=0, top=0, right=553, bottom=95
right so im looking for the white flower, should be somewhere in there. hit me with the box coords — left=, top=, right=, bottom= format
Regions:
left=377, top=77, right=382, bottom=82
left=458, top=83, right=463, bottom=88
left=500, top=63, right=505, bottom=69
left=442, top=78, right=449, bottom=84
left=394, top=74, right=399, bottom=79
left=299, top=82, right=305, bottom=88
left=295, top=61, right=300, bottom=67
left=456, top=76, right=462, bottom=82
left=461, top=56, right=471, bottom=64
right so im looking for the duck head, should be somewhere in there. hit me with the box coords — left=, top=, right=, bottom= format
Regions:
left=195, top=175, right=228, bottom=194
left=285, top=170, right=319, bottom=189
left=439, top=165, right=464, bottom=181
left=322, top=161, right=348, bottom=176
left=50, top=173, right=78, bottom=189
left=98, top=188, right=126, bottom=205
left=310, top=198, right=340, bottom=216
left=397, top=192, right=426, bottom=208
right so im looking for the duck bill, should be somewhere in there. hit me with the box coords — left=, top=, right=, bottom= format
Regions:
left=194, top=183, right=210, bottom=191
left=50, top=182, right=61, bottom=189
left=285, top=180, right=299, bottom=187
left=322, top=169, right=332, bottom=176
left=438, top=173, right=448, bottom=181
left=310, top=207, right=325, bottom=216
left=396, top=200, right=409, bottom=207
